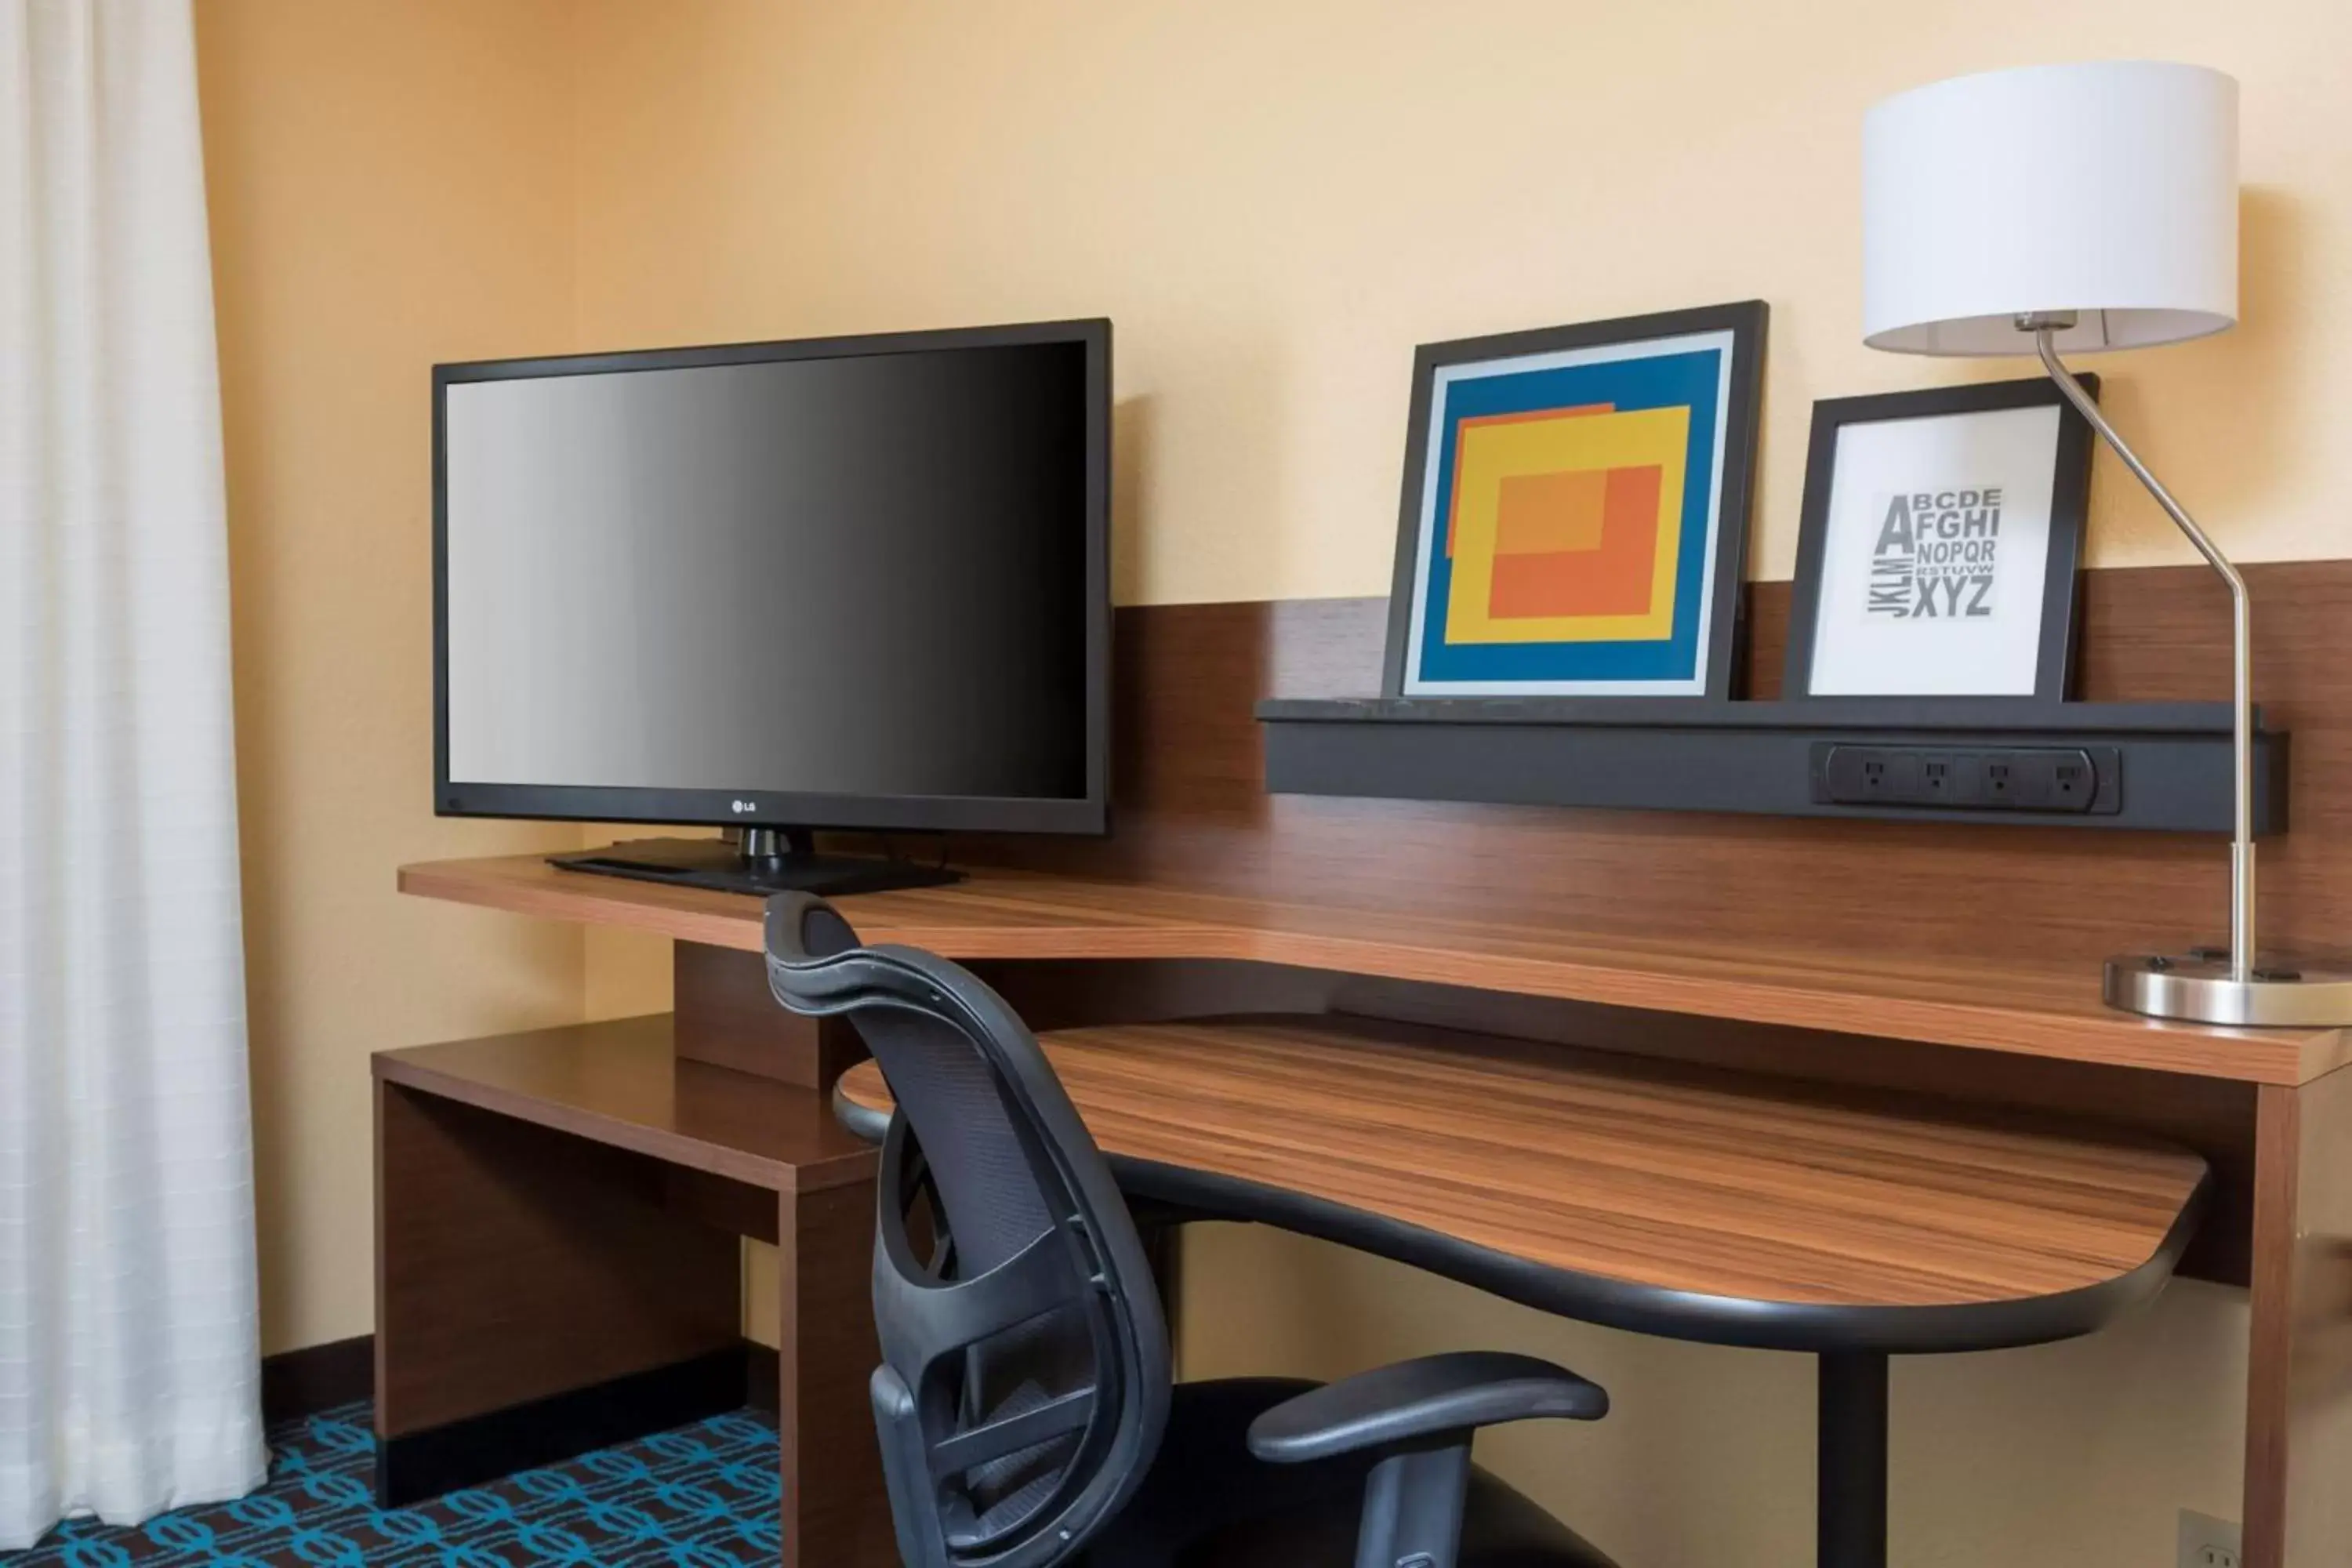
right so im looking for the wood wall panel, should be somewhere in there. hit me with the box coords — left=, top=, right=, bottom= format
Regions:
left=945, top=560, right=2352, bottom=973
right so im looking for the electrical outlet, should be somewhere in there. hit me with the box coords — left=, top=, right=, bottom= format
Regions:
left=2177, top=1509, right=2241, bottom=1568
left=1813, top=744, right=2111, bottom=814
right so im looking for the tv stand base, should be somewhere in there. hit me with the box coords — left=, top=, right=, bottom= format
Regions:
left=549, top=833, right=961, bottom=898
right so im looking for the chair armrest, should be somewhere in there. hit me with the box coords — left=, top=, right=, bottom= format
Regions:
left=1246, top=1351, right=1607, bottom=1465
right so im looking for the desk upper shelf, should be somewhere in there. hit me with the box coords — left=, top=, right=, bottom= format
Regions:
left=398, top=853, right=2350, bottom=1086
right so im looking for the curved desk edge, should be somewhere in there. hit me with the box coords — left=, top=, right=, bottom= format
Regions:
left=829, top=1065, right=2211, bottom=1358
left=1110, top=1156, right=2211, bottom=1357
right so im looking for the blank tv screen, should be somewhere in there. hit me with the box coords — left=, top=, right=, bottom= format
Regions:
left=441, top=341, right=1092, bottom=806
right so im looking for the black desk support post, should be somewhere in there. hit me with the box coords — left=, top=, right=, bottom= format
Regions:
left=1818, top=1352, right=1889, bottom=1568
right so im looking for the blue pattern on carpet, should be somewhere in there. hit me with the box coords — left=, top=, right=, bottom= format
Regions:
left=2, top=1403, right=782, bottom=1566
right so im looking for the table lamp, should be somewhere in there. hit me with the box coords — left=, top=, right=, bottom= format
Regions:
left=1862, top=60, right=2352, bottom=1027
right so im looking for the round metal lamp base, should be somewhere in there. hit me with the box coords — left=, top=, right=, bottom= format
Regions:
left=2105, top=953, right=2352, bottom=1027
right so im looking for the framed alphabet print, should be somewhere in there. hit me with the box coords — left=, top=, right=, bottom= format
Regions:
left=1784, top=376, right=2096, bottom=702
left=1382, top=302, right=1766, bottom=699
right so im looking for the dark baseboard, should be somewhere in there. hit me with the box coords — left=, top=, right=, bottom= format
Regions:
left=374, top=1345, right=751, bottom=1507
left=261, top=1334, right=376, bottom=1423
left=267, top=1334, right=779, bottom=1498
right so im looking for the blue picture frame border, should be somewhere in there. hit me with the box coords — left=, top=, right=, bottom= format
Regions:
left=1381, top=302, right=1769, bottom=702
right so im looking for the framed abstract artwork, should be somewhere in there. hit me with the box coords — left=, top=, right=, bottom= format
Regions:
left=1783, top=376, right=2096, bottom=702
left=1382, top=302, right=1766, bottom=699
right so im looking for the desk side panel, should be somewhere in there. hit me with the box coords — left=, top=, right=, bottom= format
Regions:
left=773, top=1180, right=895, bottom=1568
left=373, top=1079, right=740, bottom=1436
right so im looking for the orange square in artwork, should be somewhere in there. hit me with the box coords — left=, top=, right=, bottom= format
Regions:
left=1487, top=465, right=1664, bottom=619
left=1494, top=469, right=1608, bottom=556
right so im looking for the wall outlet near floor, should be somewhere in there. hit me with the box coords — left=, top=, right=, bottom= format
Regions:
left=2177, top=1509, right=2241, bottom=1568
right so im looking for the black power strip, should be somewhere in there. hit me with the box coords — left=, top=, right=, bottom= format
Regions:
left=1815, top=744, right=2115, bottom=814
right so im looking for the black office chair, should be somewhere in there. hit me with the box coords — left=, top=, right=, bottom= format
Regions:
left=765, top=892, right=1621, bottom=1568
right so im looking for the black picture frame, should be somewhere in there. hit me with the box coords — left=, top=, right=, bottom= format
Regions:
left=1380, top=300, right=1768, bottom=701
left=1783, top=375, right=2097, bottom=706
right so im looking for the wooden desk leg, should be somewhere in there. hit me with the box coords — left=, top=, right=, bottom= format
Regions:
left=2244, top=1067, right=2352, bottom=1568
left=1130, top=1199, right=1191, bottom=1330
left=775, top=1177, right=896, bottom=1568
left=374, top=1080, right=742, bottom=1503
left=1817, top=1351, right=1889, bottom=1568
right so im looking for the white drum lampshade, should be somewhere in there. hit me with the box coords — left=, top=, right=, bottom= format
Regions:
left=1863, top=61, right=2239, bottom=355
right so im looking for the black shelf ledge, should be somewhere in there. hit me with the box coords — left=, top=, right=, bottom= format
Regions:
left=1254, top=698, right=2288, bottom=834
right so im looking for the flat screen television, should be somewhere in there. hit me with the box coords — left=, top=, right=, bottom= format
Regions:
left=433, top=318, right=1110, bottom=895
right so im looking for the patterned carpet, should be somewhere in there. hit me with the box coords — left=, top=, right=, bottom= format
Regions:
left=4, top=1403, right=782, bottom=1566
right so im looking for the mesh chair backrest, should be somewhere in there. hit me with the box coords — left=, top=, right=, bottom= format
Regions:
left=765, top=894, right=1171, bottom=1568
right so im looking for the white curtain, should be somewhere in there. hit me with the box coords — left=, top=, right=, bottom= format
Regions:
left=0, top=0, right=265, bottom=1547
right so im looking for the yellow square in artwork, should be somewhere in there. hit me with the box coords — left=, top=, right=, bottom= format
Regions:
left=1446, top=406, right=1689, bottom=645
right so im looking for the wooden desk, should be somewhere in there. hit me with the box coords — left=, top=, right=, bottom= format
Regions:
left=395, top=851, right=2352, bottom=1561
left=836, top=1014, right=2209, bottom=1566
left=387, top=567, right=2352, bottom=1566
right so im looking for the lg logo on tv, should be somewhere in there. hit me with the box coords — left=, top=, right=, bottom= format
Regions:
left=731, top=800, right=758, bottom=814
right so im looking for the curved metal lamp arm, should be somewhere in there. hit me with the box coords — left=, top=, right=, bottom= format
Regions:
left=2024, top=317, right=2254, bottom=982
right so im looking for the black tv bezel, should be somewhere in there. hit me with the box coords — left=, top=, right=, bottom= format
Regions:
left=431, top=318, right=1112, bottom=840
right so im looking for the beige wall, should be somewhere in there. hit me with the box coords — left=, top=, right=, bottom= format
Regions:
left=567, top=0, right=2352, bottom=604
left=195, top=0, right=588, bottom=1354
left=195, top=0, right=2352, bottom=1559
